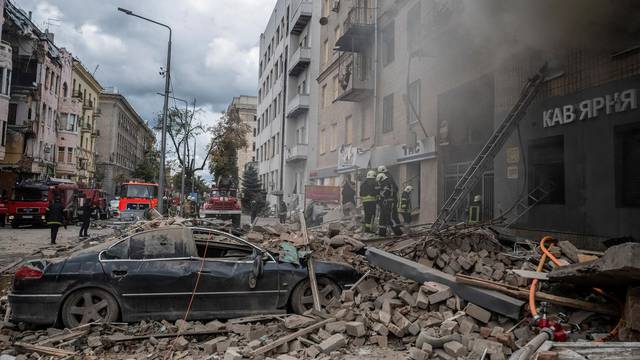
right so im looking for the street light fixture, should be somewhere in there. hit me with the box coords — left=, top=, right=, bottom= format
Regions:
left=157, top=93, right=190, bottom=216
left=118, top=7, right=172, bottom=214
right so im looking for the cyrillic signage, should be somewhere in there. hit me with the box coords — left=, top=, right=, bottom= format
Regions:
left=543, top=89, right=637, bottom=128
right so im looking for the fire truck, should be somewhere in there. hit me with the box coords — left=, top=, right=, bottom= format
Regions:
left=118, top=181, right=159, bottom=220
left=200, top=187, right=241, bottom=226
left=8, top=179, right=79, bottom=228
left=78, top=188, right=109, bottom=219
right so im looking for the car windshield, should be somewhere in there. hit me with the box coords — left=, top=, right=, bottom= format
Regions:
left=13, top=188, right=48, bottom=202
left=123, top=185, right=157, bottom=198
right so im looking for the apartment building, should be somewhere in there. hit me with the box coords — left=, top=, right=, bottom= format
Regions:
left=0, top=1, right=67, bottom=191
left=96, top=91, right=154, bottom=197
left=226, top=95, right=257, bottom=182
left=53, top=48, right=82, bottom=182
left=72, top=59, right=103, bottom=186
left=0, top=0, right=10, bottom=165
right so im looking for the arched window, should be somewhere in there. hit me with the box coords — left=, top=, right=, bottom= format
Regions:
left=63, top=82, right=68, bottom=97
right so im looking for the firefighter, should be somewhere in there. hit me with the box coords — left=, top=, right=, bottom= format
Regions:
left=377, top=173, right=403, bottom=236
left=360, top=170, right=378, bottom=233
left=46, top=197, right=66, bottom=245
left=378, top=166, right=403, bottom=232
left=399, top=185, right=413, bottom=224
left=79, top=198, right=93, bottom=238
left=468, top=194, right=482, bottom=224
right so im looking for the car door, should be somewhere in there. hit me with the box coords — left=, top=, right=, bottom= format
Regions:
left=100, top=227, right=196, bottom=321
left=189, top=228, right=282, bottom=319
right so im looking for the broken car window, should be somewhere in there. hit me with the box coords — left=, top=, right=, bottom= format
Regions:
left=192, top=229, right=254, bottom=259
left=129, top=228, right=190, bottom=259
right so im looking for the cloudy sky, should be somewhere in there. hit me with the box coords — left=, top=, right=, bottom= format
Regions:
left=16, top=0, right=276, bottom=180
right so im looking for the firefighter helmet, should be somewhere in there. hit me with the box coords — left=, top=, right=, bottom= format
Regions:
left=376, top=173, right=388, bottom=182
left=404, top=185, right=413, bottom=193
left=366, top=170, right=377, bottom=179
left=377, top=165, right=388, bottom=173
left=473, top=195, right=482, bottom=202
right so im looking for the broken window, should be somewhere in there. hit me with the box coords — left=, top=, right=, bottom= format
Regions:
left=129, top=228, right=191, bottom=259
left=192, top=229, right=254, bottom=259
left=528, top=135, right=565, bottom=205
left=615, top=122, right=640, bottom=207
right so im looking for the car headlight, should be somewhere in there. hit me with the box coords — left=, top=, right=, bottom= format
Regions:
left=8, top=215, right=13, bottom=220
left=41, top=215, right=45, bottom=220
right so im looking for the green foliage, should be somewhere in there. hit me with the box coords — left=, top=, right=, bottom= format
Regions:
left=131, top=149, right=160, bottom=182
left=171, top=171, right=209, bottom=195
left=208, top=108, right=250, bottom=185
left=241, top=165, right=266, bottom=214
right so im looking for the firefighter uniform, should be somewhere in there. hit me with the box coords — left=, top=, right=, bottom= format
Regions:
left=360, top=171, right=378, bottom=233
left=377, top=173, right=403, bottom=236
left=399, top=186, right=413, bottom=224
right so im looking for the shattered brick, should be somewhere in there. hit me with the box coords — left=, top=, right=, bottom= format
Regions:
left=443, top=341, right=467, bottom=357
left=318, top=334, right=347, bottom=353
left=345, top=321, right=366, bottom=337
left=466, top=303, right=492, bottom=323
left=325, top=321, right=346, bottom=334
left=409, top=347, right=428, bottom=360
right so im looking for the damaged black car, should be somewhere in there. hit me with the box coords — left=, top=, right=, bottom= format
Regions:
left=9, top=227, right=360, bottom=328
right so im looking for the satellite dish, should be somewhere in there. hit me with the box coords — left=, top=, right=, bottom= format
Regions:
left=319, top=17, right=328, bottom=25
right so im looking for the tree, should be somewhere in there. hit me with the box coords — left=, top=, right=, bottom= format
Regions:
left=171, top=170, right=209, bottom=195
left=241, top=165, right=266, bottom=214
left=160, top=103, right=212, bottom=197
left=131, top=148, right=160, bottom=182
left=208, top=107, right=250, bottom=185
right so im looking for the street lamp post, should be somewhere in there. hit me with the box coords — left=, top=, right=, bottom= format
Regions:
left=118, top=7, right=172, bottom=214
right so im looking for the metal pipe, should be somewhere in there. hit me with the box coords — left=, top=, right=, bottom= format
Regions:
left=508, top=328, right=553, bottom=360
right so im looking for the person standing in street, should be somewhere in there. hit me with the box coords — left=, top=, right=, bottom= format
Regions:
left=377, top=173, right=403, bottom=236
left=341, top=177, right=356, bottom=216
left=46, top=197, right=66, bottom=245
left=399, top=185, right=413, bottom=224
left=378, top=166, right=402, bottom=232
left=278, top=200, right=287, bottom=224
left=360, top=170, right=378, bottom=233
left=79, top=198, right=93, bottom=238
left=250, top=200, right=258, bottom=224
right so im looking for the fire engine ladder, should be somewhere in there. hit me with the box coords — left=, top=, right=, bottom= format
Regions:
left=501, top=181, right=556, bottom=228
left=431, top=63, right=548, bottom=231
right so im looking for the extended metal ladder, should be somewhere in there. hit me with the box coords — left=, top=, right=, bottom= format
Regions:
left=501, top=181, right=555, bottom=227
left=432, top=64, right=548, bottom=231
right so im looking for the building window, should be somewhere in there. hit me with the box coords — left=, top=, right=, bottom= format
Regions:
left=345, top=115, right=353, bottom=144
left=67, top=147, right=73, bottom=163
left=1, top=121, right=6, bottom=146
left=321, top=84, right=327, bottom=108
left=528, top=135, right=565, bottom=204
left=382, top=21, right=395, bottom=66
left=320, top=128, right=326, bottom=154
left=408, top=79, right=421, bottom=124
left=615, top=122, right=640, bottom=207
left=407, top=2, right=422, bottom=51
left=383, top=93, right=394, bottom=133
left=322, top=39, right=329, bottom=65
left=331, top=123, right=338, bottom=151
left=58, top=146, right=65, bottom=162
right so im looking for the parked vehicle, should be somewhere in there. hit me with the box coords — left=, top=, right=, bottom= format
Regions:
left=200, top=188, right=241, bottom=226
left=9, top=226, right=359, bottom=327
left=7, top=179, right=79, bottom=228
left=78, top=188, right=108, bottom=219
left=118, top=181, right=158, bottom=220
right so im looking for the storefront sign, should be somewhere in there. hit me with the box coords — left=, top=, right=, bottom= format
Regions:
left=304, top=185, right=340, bottom=203
left=543, top=89, right=637, bottom=128
left=397, top=137, right=437, bottom=164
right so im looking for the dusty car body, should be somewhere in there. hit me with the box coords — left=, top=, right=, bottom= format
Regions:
left=9, top=227, right=359, bottom=327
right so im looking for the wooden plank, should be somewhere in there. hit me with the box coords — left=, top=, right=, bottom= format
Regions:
left=512, top=269, right=549, bottom=280
left=104, top=329, right=227, bottom=343
left=14, top=342, right=76, bottom=357
left=299, top=211, right=322, bottom=313
left=455, top=274, right=618, bottom=316
left=251, top=318, right=335, bottom=356
left=36, top=328, right=90, bottom=346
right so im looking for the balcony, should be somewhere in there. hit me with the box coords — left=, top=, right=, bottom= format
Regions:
left=286, top=93, right=309, bottom=118
left=81, top=122, right=92, bottom=133
left=335, top=6, right=375, bottom=52
left=72, top=90, right=82, bottom=99
left=286, top=144, right=308, bottom=162
left=82, top=100, right=94, bottom=110
left=290, top=0, right=312, bottom=35
left=288, top=47, right=311, bottom=77
left=335, top=53, right=373, bottom=102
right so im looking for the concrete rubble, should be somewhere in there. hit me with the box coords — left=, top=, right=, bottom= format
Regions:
left=0, top=217, right=636, bottom=359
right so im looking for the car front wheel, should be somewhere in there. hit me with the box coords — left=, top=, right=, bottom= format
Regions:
left=61, top=288, right=119, bottom=328
left=291, top=277, right=341, bottom=314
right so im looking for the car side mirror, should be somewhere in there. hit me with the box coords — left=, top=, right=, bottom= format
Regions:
left=249, top=251, right=264, bottom=289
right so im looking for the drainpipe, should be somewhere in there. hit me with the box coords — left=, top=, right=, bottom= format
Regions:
left=278, top=7, right=289, bottom=208
left=372, top=0, right=379, bottom=147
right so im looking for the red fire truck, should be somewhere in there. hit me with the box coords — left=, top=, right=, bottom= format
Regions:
left=8, top=179, right=79, bottom=228
left=200, top=187, right=241, bottom=226
left=118, top=181, right=159, bottom=220
left=78, top=188, right=109, bottom=219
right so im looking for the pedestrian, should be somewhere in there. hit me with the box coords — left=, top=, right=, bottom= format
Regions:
left=341, top=177, right=356, bottom=216
left=250, top=200, right=258, bottom=224
left=278, top=200, right=287, bottom=224
left=377, top=172, right=403, bottom=236
left=360, top=170, right=378, bottom=233
left=399, top=185, right=413, bottom=224
left=378, top=166, right=403, bottom=233
left=79, top=198, right=92, bottom=238
left=46, top=197, right=66, bottom=245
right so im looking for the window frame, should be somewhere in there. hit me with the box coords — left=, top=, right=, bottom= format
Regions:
left=383, top=93, right=394, bottom=133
